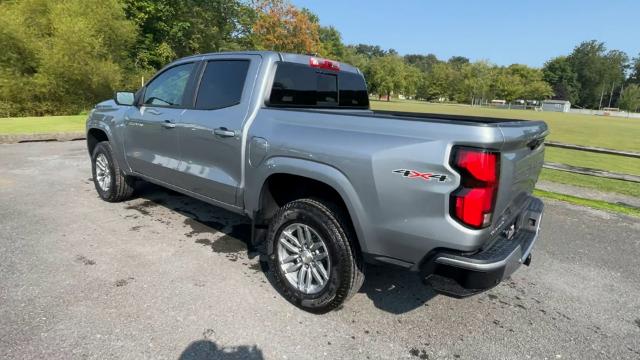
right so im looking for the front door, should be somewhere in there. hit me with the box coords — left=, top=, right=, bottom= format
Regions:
left=176, top=56, right=259, bottom=205
left=124, top=61, right=197, bottom=182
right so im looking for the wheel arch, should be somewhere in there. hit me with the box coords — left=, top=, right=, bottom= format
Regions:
left=247, top=157, right=371, bottom=255
left=86, top=127, right=110, bottom=156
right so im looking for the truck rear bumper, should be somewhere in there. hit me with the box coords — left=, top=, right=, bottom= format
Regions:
left=422, top=196, right=544, bottom=297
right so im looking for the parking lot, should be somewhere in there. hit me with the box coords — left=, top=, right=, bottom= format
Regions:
left=1, top=141, right=639, bottom=359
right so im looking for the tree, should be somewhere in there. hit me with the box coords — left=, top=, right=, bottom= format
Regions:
left=252, top=0, right=321, bottom=54
left=300, top=8, right=345, bottom=59
left=349, top=44, right=387, bottom=58
left=543, top=56, right=579, bottom=103
left=367, top=55, right=407, bottom=100
left=404, top=54, right=440, bottom=73
left=505, top=64, right=553, bottom=100
left=417, top=62, right=456, bottom=101
left=448, top=56, right=470, bottom=69
left=567, top=40, right=628, bottom=108
left=122, top=0, right=255, bottom=70
left=403, top=65, right=422, bottom=98
left=460, top=61, right=495, bottom=105
left=629, top=54, right=640, bottom=84
left=0, top=0, right=137, bottom=116
left=619, top=84, right=640, bottom=112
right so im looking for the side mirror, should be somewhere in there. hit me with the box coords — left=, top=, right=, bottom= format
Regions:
left=114, top=91, right=135, bottom=106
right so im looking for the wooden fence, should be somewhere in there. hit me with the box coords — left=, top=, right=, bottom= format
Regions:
left=543, top=142, right=640, bottom=183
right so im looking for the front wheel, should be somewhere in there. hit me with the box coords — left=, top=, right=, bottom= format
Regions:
left=91, top=141, right=135, bottom=202
left=267, top=198, right=364, bottom=313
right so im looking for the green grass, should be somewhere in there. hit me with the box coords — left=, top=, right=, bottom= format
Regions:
left=534, top=189, right=640, bottom=218
left=370, top=100, right=640, bottom=152
left=0, top=115, right=86, bottom=135
left=539, top=169, right=640, bottom=198
left=544, top=147, right=640, bottom=176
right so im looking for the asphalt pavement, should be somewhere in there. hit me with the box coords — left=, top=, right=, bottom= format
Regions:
left=1, top=141, right=639, bottom=360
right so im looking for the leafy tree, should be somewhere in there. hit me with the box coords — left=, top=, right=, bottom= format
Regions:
left=122, top=0, right=255, bottom=70
left=367, top=55, right=407, bottom=100
left=629, top=54, right=640, bottom=84
left=300, top=8, right=344, bottom=59
left=447, top=56, right=470, bottom=69
left=619, top=84, right=640, bottom=112
left=349, top=44, right=387, bottom=58
left=252, top=0, right=321, bottom=54
left=567, top=40, right=628, bottom=108
left=542, top=56, right=579, bottom=103
left=0, top=0, right=137, bottom=116
left=317, top=26, right=345, bottom=59
left=404, top=54, right=440, bottom=73
left=460, top=61, right=495, bottom=104
left=402, top=65, right=422, bottom=98
left=417, top=62, right=456, bottom=101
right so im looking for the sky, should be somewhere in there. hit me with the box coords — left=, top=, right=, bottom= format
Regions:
left=291, top=0, right=639, bottom=67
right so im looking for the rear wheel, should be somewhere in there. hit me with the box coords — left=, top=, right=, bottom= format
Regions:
left=267, top=198, right=364, bottom=313
left=91, top=141, right=135, bottom=202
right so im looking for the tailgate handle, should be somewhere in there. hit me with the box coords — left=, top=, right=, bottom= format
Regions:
left=527, top=138, right=544, bottom=150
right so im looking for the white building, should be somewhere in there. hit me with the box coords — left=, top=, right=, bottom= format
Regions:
left=542, top=100, right=571, bottom=112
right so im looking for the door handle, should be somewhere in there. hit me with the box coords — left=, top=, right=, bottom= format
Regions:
left=162, top=120, right=176, bottom=129
left=214, top=127, right=237, bottom=138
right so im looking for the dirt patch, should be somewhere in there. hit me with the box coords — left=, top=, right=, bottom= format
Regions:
left=212, top=234, right=248, bottom=253
left=114, top=277, right=134, bottom=287
left=125, top=199, right=165, bottom=216
left=409, top=348, right=429, bottom=359
left=195, top=235, right=246, bottom=254
left=75, top=255, right=96, bottom=266
left=248, top=262, right=266, bottom=273
left=184, top=217, right=225, bottom=238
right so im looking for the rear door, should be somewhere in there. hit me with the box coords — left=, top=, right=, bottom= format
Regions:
left=175, top=55, right=260, bottom=205
left=124, top=61, right=198, bottom=182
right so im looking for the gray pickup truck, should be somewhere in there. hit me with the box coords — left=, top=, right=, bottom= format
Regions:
left=86, top=51, right=547, bottom=312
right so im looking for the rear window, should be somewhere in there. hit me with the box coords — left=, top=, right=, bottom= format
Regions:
left=268, top=62, right=369, bottom=108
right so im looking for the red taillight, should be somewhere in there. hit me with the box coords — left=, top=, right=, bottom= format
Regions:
left=309, top=57, right=340, bottom=71
left=450, top=148, right=500, bottom=229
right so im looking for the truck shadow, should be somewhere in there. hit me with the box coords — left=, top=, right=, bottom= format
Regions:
left=132, top=182, right=437, bottom=314
left=179, top=339, right=264, bottom=360
left=359, top=265, right=438, bottom=314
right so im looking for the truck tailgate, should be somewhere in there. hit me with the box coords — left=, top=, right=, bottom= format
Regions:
left=491, top=121, right=548, bottom=234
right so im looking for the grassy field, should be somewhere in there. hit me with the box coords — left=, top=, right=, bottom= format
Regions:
left=534, top=189, right=640, bottom=217
left=0, top=115, right=86, bottom=134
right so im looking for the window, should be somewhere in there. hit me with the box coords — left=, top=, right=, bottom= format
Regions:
left=195, top=60, right=250, bottom=110
left=268, top=62, right=369, bottom=108
left=143, top=62, right=195, bottom=107
left=338, top=71, right=369, bottom=107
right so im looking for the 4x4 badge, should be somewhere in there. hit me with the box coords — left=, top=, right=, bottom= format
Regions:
left=393, top=169, right=449, bottom=182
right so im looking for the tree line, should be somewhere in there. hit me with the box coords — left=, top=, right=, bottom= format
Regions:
left=1, top=0, right=640, bottom=116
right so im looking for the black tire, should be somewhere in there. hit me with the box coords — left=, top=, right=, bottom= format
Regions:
left=91, top=141, right=135, bottom=202
left=267, top=198, right=365, bottom=313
